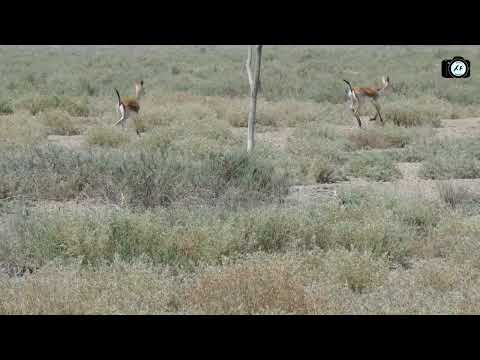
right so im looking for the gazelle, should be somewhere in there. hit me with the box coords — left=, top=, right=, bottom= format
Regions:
left=114, top=80, right=145, bottom=136
left=343, top=76, right=391, bottom=128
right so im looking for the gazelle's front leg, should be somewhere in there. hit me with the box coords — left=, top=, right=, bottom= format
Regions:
left=372, top=99, right=384, bottom=125
left=133, top=117, right=141, bottom=137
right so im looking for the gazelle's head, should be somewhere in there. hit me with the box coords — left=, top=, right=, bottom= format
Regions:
left=135, top=80, right=145, bottom=100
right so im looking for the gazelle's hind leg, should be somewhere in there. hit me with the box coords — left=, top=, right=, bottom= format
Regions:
left=350, top=102, right=362, bottom=128
left=114, top=115, right=128, bottom=130
left=114, top=105, right=128, bottom=130
left=113, top=116, right=125, bottom=127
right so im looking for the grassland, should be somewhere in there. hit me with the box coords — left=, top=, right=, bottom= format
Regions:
left=2, top=45, right=480, bottom=314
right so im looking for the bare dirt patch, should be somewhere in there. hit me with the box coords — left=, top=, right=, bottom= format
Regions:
left=230, top=127, right=295, bottom=151
left=287, top=184, right=339, bottom=205
left=436, top=118, right=480, bottom=139
left=397, top=163, right=422, bottom=180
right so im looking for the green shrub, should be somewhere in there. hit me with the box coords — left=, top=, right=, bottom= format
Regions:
left=0, top=100, right=14, bottom=115
left=308, top=157, right=337, bottom=183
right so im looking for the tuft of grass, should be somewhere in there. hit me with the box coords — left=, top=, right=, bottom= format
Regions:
left=196, top=151, right=290, bottom=204
left=320, top=249, right=389, bottom=294
left=0, top=100, right=14, bottom=115
left=436, top=182, right=475, bottom=209
left=308, top=157, right=337, bottom=184
left=347, top=125, right=414, bottom=150
left=390, top=197, right=442, bottom=234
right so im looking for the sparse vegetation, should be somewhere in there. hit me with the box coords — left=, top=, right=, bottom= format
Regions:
left=85, top=127, right=130, bottom=148
left=420, top=139, right=480, bottom=179
left=2, top=45, right=480, bottom=314
left=346, top=152, right=402, bottom=181
left=39, top=110, right=82, bottom=136
left=18, top=95, right=90, bottom=117
left=347, top=125, right=414, bottom=150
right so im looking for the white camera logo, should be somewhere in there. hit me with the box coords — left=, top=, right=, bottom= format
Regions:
left=450, top=60, right=468, bottom=77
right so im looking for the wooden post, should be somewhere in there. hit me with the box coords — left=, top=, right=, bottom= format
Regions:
left=246, top=45, right=263, bottom=153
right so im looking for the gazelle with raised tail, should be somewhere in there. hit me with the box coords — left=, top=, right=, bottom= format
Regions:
left=343, top=76, right=390, bottom=128
left=114, top=80, right=145, bottom=136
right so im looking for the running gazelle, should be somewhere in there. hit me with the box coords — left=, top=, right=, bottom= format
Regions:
left=343, top=76, right=391, bottom=128
left=114, top=80, right=145, bottom=136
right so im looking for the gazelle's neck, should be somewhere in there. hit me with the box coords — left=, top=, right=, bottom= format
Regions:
left=135, top=87, right=143, bottom=101
left=135, top=81, right=144, bottom=101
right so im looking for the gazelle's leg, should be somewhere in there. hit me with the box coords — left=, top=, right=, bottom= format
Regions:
left=350, top=100, right=362, bottom=128
left=372, top=99, right=384, bottom=124
left=133, top=116, right=141, bottom=137
left=113, top=116, right=124, bottom=127
left=114, top=116, right=128, bottom=130
left=354, top=109, right=362, bottom=128
left=350, top=104, right=362, bottom=128
left=114, top=105, right=126, bottom=128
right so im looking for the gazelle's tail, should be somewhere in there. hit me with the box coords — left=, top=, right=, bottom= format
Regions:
left=114, top=88, right=122, bottom=106
left=343, top=79, right=353, bottom=93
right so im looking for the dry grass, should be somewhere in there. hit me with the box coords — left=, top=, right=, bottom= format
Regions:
left=0, top=111, right=47, bottom=145
left=347, top=125, right=423, bottom=150
left=39, top=110, right=82, bottom=136
left=183, top=254, right=307, bottom=314
left=2, top=46, right=480, bottom=314
left=85, top=127, right=131, bottom=148
left=0, top=260, right=176, bottom=315
left=3, top=250, right=479, bottom=314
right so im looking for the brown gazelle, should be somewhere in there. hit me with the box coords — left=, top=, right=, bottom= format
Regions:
left=114, top=80, right=145, bottom=136
left=343, top=76, right=391, bottom=128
